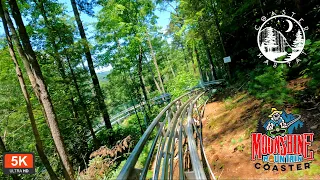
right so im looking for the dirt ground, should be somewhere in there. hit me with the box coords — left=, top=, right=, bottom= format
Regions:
left=202, top=91, right=320, bottom=179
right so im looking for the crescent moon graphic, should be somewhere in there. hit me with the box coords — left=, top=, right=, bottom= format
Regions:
left=285, top=19, right=293, bottom=32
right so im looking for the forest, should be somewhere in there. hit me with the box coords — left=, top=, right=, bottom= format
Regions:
left=0, top=0, right=319, bottom=179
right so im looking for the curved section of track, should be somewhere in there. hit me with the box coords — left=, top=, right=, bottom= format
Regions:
left=117, top=88, right=217, bottom=180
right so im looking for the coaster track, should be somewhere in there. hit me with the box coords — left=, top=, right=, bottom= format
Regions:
left=116, top=82, right=222, bottom=180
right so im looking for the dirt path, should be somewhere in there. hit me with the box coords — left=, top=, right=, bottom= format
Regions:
left=202, top=92, right=320, bottom=179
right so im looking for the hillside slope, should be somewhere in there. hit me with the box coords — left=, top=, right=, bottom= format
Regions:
left=202, top=92, right=320, bottom=179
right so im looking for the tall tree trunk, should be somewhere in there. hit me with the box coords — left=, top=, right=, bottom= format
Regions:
left=181, top=32, right=190, bottom=69
left=144, top=53, right=163, bottom=94
left=37, top=2, right=94, bottom=158
left=181, top=43, right=189, bottom=69
left=153, top=76, right=162, bottom=94
left=70, top=0, right=112, bottom=130
left=0, top=6, right=58, bottom=179
left=141, top=75, right=150, bottom=96
left=194, top=46, right=204, bottom=82
left=3, top=6, right=55, bottom=137
left=3, top=8, right=41, bottom=101
left=119, top=72, right=143, bottom=133
left=81, top=60, right=87, bottom=72
left=146, top=31, right=165, bottom=94
left=128, top=88, right=144, bottom=135
left=165, top=56, right=176, bottom=77
left=37, top=0, right=80, bottom=126
left=187, top=45, right=196, bottom=74
left=7, top=0, right=75, bottom=179
left=0, top=137, right=21, bottom=180
left=70, top=96, right=80, bottom=122
left=200, top=30, right=218, bottom=80
left=170, top=66, right=176, bottom=77
left=129, top=72, right=149, bottom=126
left=66, top=55, right=100, bottom=149
left=210, top=2, right=231, bottom=81
left=138, top=46, right=150, bottom=111
left=3, top=7, right=73, bottom=180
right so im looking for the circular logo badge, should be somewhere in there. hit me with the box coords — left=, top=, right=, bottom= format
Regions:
left=257, top=14, right=305, bottom=64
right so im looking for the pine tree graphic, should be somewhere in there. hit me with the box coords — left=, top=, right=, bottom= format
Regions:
left=292, top=30, right=303, bottom=52
left=264, top=27, right=277, bottom=52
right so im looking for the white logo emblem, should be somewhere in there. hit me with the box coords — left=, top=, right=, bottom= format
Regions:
left=256, top=12, right=308, bottom=67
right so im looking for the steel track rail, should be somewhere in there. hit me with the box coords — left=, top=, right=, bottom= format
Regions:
left=116, top=90, right=198, bottom=180
left=117, top=86, right=219, bottom=180
left=160, top=94, right=197, bottom=180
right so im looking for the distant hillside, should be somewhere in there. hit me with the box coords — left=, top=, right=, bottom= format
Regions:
left=97, top=71, right=110, bottom=84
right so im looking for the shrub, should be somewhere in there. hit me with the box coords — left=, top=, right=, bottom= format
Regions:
left=95, top=113, right=144, bottom=148
left=166, top=70, right=199, bottom=99
left=248, top=66, right=294, bottom=106
left=302, top=40, right=320, bottom=95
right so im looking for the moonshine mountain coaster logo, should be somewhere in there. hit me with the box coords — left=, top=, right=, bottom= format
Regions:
left=256, top=11, right=309, bottom=67
left=251, top=108, right=314, bottom=172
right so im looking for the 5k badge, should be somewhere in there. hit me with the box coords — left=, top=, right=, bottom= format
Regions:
left=3, top=152, right=35, bottom=174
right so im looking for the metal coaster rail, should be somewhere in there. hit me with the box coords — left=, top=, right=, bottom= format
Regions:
left=116, top=81, right=222, bottom=180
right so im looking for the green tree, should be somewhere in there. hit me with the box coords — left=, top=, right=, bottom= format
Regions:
left=70, top=0, right=112, bottom=130
left=6, top=0, right=75, bottom=178
left=0, top=3, right=58, bottom=179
